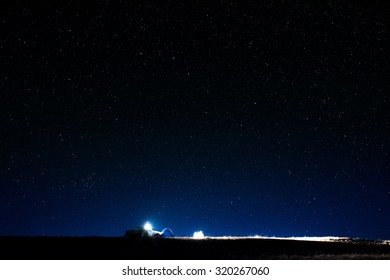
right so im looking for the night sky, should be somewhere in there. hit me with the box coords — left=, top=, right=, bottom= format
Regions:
left=1, top=1, right=389, bottom=239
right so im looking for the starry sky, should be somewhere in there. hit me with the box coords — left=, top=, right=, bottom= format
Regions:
left=1, top=1, right=389, bottom=239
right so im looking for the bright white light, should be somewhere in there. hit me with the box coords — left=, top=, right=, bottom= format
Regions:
left=144, top=221, right=152, bottom=231
left=193, top=231, right=204, bottom=239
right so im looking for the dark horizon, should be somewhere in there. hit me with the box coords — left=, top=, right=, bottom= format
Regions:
left=1, top=235, right=389, bottom=260
left=1, top=1, right=389, bottom=240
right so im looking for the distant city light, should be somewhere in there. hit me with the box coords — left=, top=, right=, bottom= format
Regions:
left=193, top=231, right=204, bottom=239
left=144, top=221, right=152, bottom=231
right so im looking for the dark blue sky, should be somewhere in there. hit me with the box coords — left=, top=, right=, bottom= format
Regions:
left=1, top=1, right=389, bottom=239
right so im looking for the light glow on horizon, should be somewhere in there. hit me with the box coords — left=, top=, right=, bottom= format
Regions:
left=144, top=221, right=152, bottom=231
left=193, top=231, right=205, bottom=239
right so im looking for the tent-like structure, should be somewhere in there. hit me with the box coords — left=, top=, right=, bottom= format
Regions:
left=161, top=228, right=174, bottom=238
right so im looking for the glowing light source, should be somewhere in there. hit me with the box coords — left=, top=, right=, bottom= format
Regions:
left=193, top=231, right=204, bottom=239
left=144, top=221, right=152, bottom=231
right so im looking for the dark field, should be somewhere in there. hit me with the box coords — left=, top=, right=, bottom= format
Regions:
left=1, top=236, right=389, bottom=260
